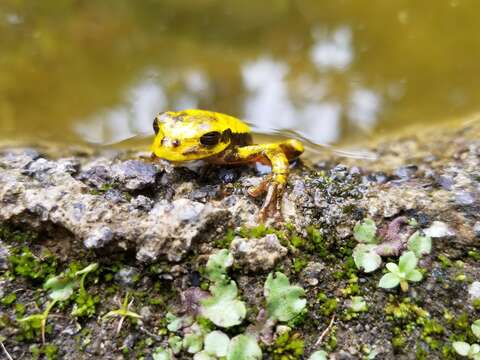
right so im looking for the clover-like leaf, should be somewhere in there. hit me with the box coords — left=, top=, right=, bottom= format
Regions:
left=44, top=276, right=75, bottom=301
left=204, top=331, right=230, bottom=357
left=407, top=231, right=432, bottom=257
left=227, top=334, right=262, bottom=360
left=166, top=312, right=183, bottom=332
left=473, top=320, right=480, bottom=340
left=193, top=351, right=216, bottom=360
left=308, top=350, right=328, bottom=360
left=406, top=269, right=422, bottom=282
left=353, top=244, right=382, bottom=273
left=201, top=281, right=246, bottom=328
left=206, top=249, right=234, bottom=283
left=183, top=333, right=203, bottom=354
left=398, top=251, right=418, bottom=273
left=264, top=272, right=306, bottom=322
left=378, top=273, right=400, bottom=289
left=353, top=218, right=377, bottom=244
left=453, top=342, right=471, bottom=356
left=350, top=296, right=368, bottom=312
left=152, top=347, right=173, bottom=360
left=168, top=335, right=183, bottom=354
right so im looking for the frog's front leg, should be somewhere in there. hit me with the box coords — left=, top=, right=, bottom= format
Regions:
left=213, top=139, right=303, bottom=221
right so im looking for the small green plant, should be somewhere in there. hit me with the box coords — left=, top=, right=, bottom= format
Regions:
left=353, top=218, right=377, bottom=243
left=349, top=296, right=368, bottom=312
left=152, top=347, right=174, bottom=360
left=203, top=330, right=230, bottom=357
left=378, top=251, right=422, bottom=291
left=273, top=330, right=304, bottom=359
left=309, top=350, right=328, bottom=360
left=453, top=320, right=480, bottom=359
left=18, top=263, right=98, bottom=343
left=201, top=281, right=246, bottom=328
left=9, top=247, right=57, bottom=281
left=102, top=292, right=142, bottom=334
left=407, top=231, right=432, bottom=257
left=353, top=244, right=381, bottom=273
left=205, top=249, right=233, bottom=283
left=264, top=272, right=306, bottom=322
left=227, top=334, right=262, bottom=360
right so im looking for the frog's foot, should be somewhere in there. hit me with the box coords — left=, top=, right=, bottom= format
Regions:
left=248, top=176, right=285, bottom=222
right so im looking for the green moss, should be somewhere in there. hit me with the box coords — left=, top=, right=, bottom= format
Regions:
left=384, top=297, right=428, bottom=321
left=391, top=334, right=407, bottom=350
left=455, top=312, right=469, bottom=330
left=0, top=292, right=16, bottom=306
left=272, top=331, right=304, bottom=360
left=215, top=228, right=236, bottom=248
left=0, top=224, right=38, bottom=244
left=89, top=183, right=114, bottom=195
left=292, top=258, right=308, bottom=273
left=9, top=247, right=57, bottom=281
left=473, top=298, right=480, bottom=310
left=290, top=234, right=306, bottom=249
left=316, top=292, right=338, bottom=317
left=32, top=344, right=58, bottom=360
left=467, top=250, right=480, bottom=261
left=437, top=254, right=452, bottom=269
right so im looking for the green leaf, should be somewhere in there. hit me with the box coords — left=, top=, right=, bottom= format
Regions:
left=470, top=344, right=480, bottom=356
left=407, top=232, right=432, bottom=257
left=152, top=347, right=173, bottom=360
left=350, top=296, right=367, bottom=312
left=168, top=335, right=183, bottom=354
left=406, top=269, right=423, bottom=282
left=204, top=331, right=230, bottom=357
left=74, top=263, right=98, bottom=276
left=472, top=320, right=480, bottom=340
left=385, top=263, right=399, bottom=274
left=264, top=272, right=307, bottom=322
left=453, top=341, right=471, bottom=356
left=378, top=273, right=400, bottom=289
left=353, top=244, right=381, bottom=273
left=166, top=312, right=183, bottom=332
left=193, top=351, right=216, bottom=360
left=308, top=350, right=328, bottom=360
left=227, top=334, right=262, bottom=360
left=353, top=219, right=377, bottom=243
left=183, top=333, right=203, bottom=354
left=201, top=281, right=246, bottom=328
left=44, top=276, right=75, bottom=301
left=398, top=251, right=418, bottom=273
left=206, top=249, right=233, bottom=283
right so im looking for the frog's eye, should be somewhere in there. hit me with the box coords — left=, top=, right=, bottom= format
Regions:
left=200, top=131, right=221, bottom=146
left=153, top=119, right=160, bottom=135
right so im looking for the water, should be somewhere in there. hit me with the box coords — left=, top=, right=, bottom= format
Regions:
left=1, top=0, right=479, bottom=151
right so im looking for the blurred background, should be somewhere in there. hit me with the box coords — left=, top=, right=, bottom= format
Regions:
left=1, top=0, right=479, bottom=150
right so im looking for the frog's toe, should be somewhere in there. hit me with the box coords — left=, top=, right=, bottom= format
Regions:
left=247, top=176, right=271, bottom=198
left=257, top=182, right=285, bottom=223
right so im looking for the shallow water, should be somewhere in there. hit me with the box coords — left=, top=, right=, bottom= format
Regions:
left=1, top=1, right=479, bottom=151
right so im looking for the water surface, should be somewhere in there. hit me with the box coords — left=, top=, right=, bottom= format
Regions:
left=1, top=0, right=479, bottom=150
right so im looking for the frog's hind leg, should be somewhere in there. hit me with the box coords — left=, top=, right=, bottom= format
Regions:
left=218, top=139, right=304, bottom=221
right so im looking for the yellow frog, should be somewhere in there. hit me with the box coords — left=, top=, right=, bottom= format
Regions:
left=151, top=109, right=304, bottom=221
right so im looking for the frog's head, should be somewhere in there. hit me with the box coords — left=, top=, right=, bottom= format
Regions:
left=151, top=110, right=233, bottom=162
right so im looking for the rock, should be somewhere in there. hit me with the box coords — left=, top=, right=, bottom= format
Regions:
left=455, top=191, right=476, bottom=206
left=301, top=262, right=325, bottom=286
left=114, top=266, right=140, bottom=287
left=78, top=165, right=111, bottom=188
left=111, top=160, right=158, bottom=191
left=394, top=164, right=418, bottom=179
left=0, top=240, right=10, bottom=270
left=424, top=221, right=455, bottom=238
left=474, top=222, right=480, bottom=238
left=84, top=227, right=114, bottom=249
left=468, top=281, right=480, bottom=302
left=230, top=234, right=288, bottom=272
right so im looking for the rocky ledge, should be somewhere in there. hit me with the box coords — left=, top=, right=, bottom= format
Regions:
left=0, top=119, right=479, bottom=359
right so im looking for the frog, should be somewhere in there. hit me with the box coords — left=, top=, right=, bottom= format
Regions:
left=150, top=109, right=304, bottom=221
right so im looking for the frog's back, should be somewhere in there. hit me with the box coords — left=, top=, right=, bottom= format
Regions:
left=181, top=109, right=252, bottom=146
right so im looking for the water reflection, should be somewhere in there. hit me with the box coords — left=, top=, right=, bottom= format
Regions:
left=1, top=1, right=479, bottom=149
